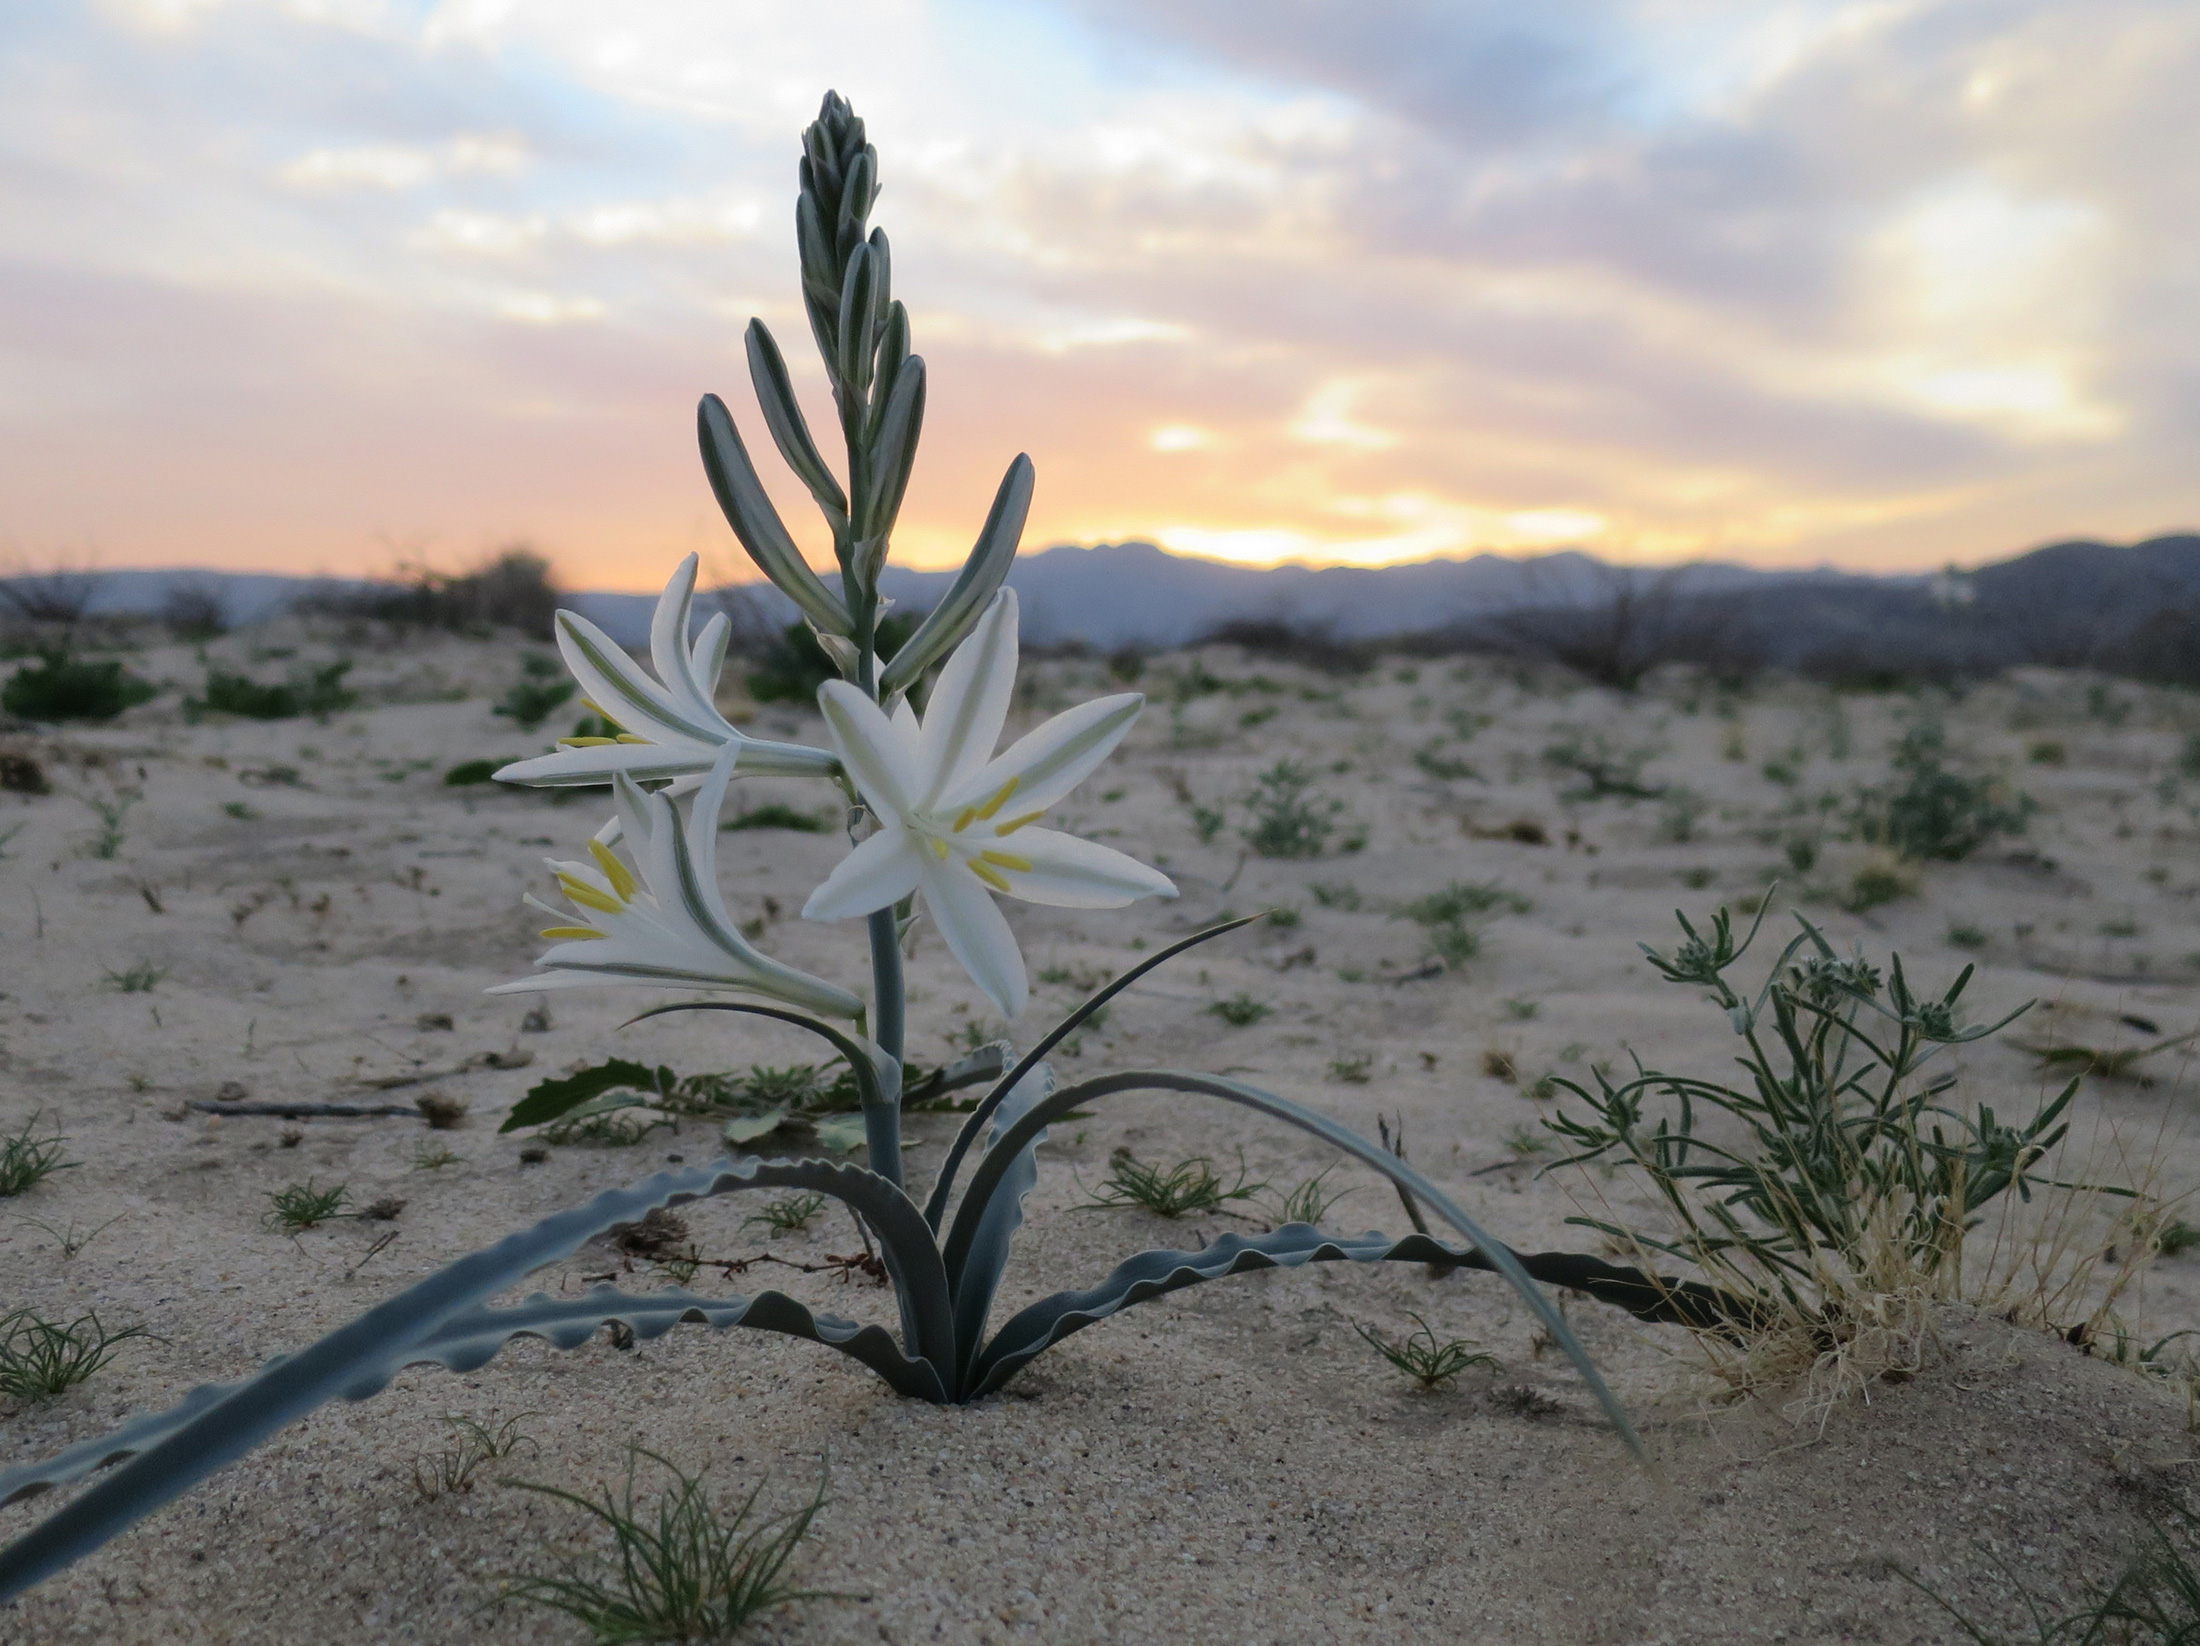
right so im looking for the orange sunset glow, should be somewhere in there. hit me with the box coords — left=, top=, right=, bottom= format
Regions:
left=3, top=1, right=2196, bottom=590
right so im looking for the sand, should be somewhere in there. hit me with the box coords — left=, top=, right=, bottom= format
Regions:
left=3, top=623, right=2198, bottom=1643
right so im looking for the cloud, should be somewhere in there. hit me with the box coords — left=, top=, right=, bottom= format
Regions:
left=0, top=0, right=2193, bottom=589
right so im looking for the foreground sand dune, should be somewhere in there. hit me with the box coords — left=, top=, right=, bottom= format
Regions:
left=3, top=625, right=2197, bottom=1642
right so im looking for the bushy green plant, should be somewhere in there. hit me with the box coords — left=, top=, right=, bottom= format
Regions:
left=0, top=1310, right=153, bottom=1403
left=0, top=1114, right=75, bottom=1197
left=722, top=802, right=829, bottom=833
left=1851, top=721, right=2034, bottom=861
left=1542, top=730, right=1663, bottom=800
left=1089, top=1149, right=1265, bottom=1218
left=193, top=660, right=355, bottom=721
left=502, top=1451, right=834, bottom=1641
left=493, top=656, right=578, bottom=730
left=2, top=651, right=156, bottom=722
left=1542, top=903, right=2105, bottom=1326
left=1239, top=759, right=1348, bottom=858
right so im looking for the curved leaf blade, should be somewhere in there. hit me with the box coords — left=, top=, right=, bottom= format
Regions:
left=620, top=1001, right=905, bottom=1190
left=972, top=1225, right=1465, bottom=1398
left=944, top=1062, right=1054, bottom=1396
left=942, top=1070, right=1641, bottom=1456
left=922, top=915, right=1260, bottom=1231
left=0, top=1158, right=950, bottom=1602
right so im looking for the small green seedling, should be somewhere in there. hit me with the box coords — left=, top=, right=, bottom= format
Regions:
left=411, top=1142, right=465, bottom=1171
left=500, top=1450, right=834, bottom=1641
left=265, top=1181, right=351, bottom=1231
left=0, top=1115, right=75, bottom=1198
left=1270, top=1168, right=1354, bottom=1227
left=1208, top=994, right=1271, bottom=1027
left=742, top=1193, right=828, bottom=1237
left=1327, top=1054, right=1373, bottom=1084
left=1089, top=1150, right=1265, bottom=1218
left=0, top=1309, right=155, bottom=1403
left=412, top=1413, right=539, bottom=1501
left=102, top=961, right=165, bottom=994
left=15, top=1213, right=124, bottom=1259
left=1353, top=1314, right=1496, bottom=1390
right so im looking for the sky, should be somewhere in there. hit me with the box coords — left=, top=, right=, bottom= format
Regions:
left=2, top=0, right=2196, bottom=590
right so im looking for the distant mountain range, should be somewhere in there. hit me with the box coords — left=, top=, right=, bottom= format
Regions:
left=21, top=533, right=2198, bottom=681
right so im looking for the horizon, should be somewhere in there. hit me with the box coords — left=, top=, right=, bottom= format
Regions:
left=5, top=3, right=2198, bottom=589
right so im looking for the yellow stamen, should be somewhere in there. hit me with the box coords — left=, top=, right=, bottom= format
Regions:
left=928, top=836, right=950, bottom=860
left=539, top=925, right=606, bottom=941
left=952, top=805, right=979, bottom=832
left=974, top=776, right=1021, bottom=821
left=978, top=850, right=1030, bottom=872
left=559, top=736, right=619, bottom=747
left=556, top=873, right=625, bottom=915
left=579, top=698, right=609, bottom=718
left=588, top=839, right=639, bottom=901
left=968, top=859, right=1012, bottom=892
left=994, top=810, right=1044, bottom=836
left=615, top=734, right=649, bottom=744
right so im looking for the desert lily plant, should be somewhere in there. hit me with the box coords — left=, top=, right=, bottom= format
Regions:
left=0, top=92, right=1687, bottom=1605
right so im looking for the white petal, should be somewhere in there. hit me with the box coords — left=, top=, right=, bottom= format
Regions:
left=975, top=827, right=1176, bottom=909
left=611, top=774, right=657, bottom=864
left=555, top=611, right=722, bottom=745
left=917, top=588, right=1018, bottom=808
left=918, top=855, right=1028, bottom=1019
left=941, top=692, right=1143, bottom=818
left=649, top=554, right=731, bottom=732
left=803, top=825, right=923, bottom=920
left=688, top=610, right=732, bottom=703
left=891, top=695, right=919, bottom=741
left=818, top=681, right=921, bottom=817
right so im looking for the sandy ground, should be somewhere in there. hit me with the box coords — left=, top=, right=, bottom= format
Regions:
left=3, top=622, right=2199, bottom=1643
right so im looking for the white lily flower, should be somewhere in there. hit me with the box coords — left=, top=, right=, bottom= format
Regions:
left=491, top=745, right=864, bottom=1019
left=802, top=587, right=1174, bottom=1019
left=493, top=554, right=840, bottom=791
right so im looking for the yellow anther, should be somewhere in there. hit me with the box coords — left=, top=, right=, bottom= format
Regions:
left=968, top=859, right=1011, bottom=892
left=556, top=874, right=624, bottom=915
left=559, top=736, right=618, bottom=747
left=615, top=734, right=649, bottom=744
left=978, top=850, right=1030, bottom=872
left=539, top=925, right=606, bottom=941
left=994, top=810, right=1044, bottom=836
left=974, top=776, right=1021, bottom=821
left=579, top=698, right=609, bottom=718
left=952, top=806, right=978, bottom=832
left=929, top=836, right=950, bottom=860
left=587, top=839, right=639, bottom=901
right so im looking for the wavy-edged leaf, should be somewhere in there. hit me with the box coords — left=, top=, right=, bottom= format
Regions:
left=945, top=1062, right=1054, bottom=1395
left=922, top=915, right=1260, bottom=1231
left=621, top=1001, right=905, bottom=1190
left=942, top=1070, right=1641, bottom=1455
left=971, top=1225, right=1466, bottom=1398
left=745, top=319, right=847, bottom=525
left=0, top=1158, right=951, bottom=1602
left=502, top=1058, right=672, bottom=1134
left=878, top=453, right=1033, bottom=698
left=697, top=394, right=851, bottom=637
left=721, top=1107, right=789, bottom=1145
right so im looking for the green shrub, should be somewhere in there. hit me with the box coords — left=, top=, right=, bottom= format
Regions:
left=1850, top=722, right=2033, bottom=861
left=193, top=661, right=355, bottom=721
left=1239, top=760, right=1347, bottom=858
left=722, top=803, right=829, bottom=833
left=2, top=651, right=157, bottom=722
left=493, top=658, right=578, bottom=730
